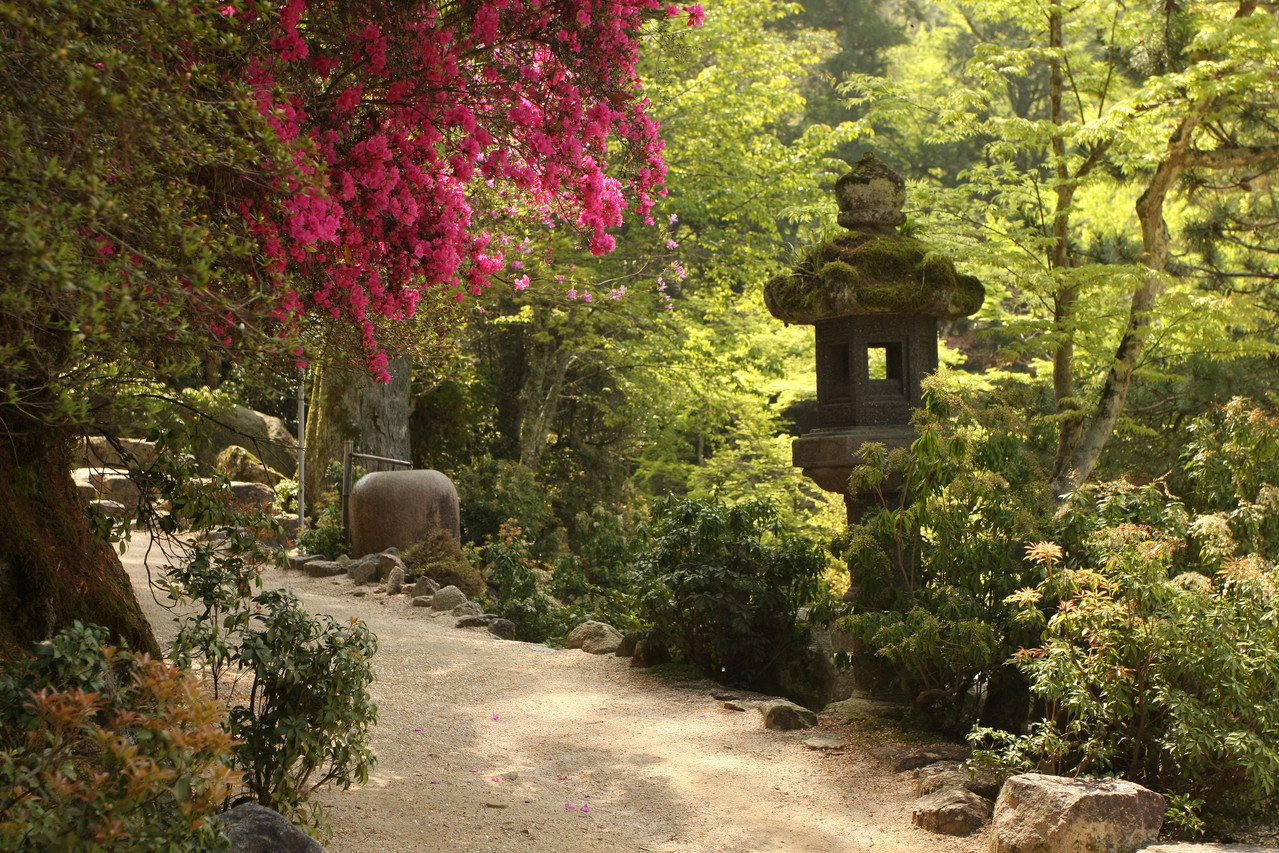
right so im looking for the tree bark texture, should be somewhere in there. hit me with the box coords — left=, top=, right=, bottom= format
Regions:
left=305, top=356, right=412, bottom=501
left=0, top=433, right=158, bottom=660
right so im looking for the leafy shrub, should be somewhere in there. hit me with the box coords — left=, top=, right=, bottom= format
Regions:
left=166, top=537, right=377, bottom=838
left=635, top=496, right=829, bottom=703
left=456, top=456, right=555, bottom=549
left=549, top=505, right=644, bottom=631
left=481, top=522, right=570, bottom=642
left=836, top=382, right=1051, bottom=732
left=403, top=529, right=485, bottom=596
left=228, top=590, right=378, bottom=832
left=0, top=623, right=236, bottom=852
left=974, top=400, right=1279, bottom=832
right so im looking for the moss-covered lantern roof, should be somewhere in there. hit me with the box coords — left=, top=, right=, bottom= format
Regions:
left=764, top=153, right=984, bottom=325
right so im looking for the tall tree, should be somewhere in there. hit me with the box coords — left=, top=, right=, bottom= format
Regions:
left=844, top=0, right=1279, bottom=498
left=0, top=0, right=697, bottom=655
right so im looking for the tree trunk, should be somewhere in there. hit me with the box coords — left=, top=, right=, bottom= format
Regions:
left=304, top=356, right=411, bottom=501
left=0, top=432, right=158, bottom=661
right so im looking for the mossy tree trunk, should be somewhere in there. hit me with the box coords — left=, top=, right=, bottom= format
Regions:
left=305, top=356, right=411, bottom=502
left=0, top=432, right=158, bottom=661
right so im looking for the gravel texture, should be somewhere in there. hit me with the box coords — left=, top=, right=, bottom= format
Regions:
left=122, top=534, right=987, bottom=853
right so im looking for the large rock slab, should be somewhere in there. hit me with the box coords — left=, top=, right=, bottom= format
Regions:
left=758, top=699, right=817, bottom=730
left=229, top=481, right=275, bottom=508
left=991, top=774, right=1164, bottom=853
left=567, top=620, right=624, bottom=654
left=218, top=802, right=326, bottom=853
left=430, top=585, right=468, bottom=612
left=79, top=436, right=159, bottom=470
left=304, top=560, right=347, bottom=578
left=348, top=469, right=460, bottom=557
left=201, top=404, right=298, bottom=477
left=913, top=787, right=992, bottom=836
left=217, top=445, right=285, bottom=487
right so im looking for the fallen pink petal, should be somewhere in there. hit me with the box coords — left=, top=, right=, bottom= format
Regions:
left=565, top=802, right=574, bottom=811
left=492, top=713, right=499, bottom=720
left=581, top=803, right=591, bottom=813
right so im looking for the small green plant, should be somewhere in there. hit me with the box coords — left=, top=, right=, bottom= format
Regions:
left=482, top=522, right=570, bottom=642
left=403, top=529, right=485, bottom=596
left=635, top=496, right=830, bottom=704
left=0, top=623, right=236, bottom=852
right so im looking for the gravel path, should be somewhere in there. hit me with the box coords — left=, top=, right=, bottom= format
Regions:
left=122, top=535, right=988, bottom=853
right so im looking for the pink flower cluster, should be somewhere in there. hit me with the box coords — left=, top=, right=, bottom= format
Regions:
left=235, top=0, right=701, bottom=378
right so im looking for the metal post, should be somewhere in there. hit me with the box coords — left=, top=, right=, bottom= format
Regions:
left=297, top=367, right=307, bottom=530
left=341, top=440, right=354, bottom=549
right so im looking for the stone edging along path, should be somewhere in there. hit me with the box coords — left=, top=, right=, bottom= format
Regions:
left=122, top=534, right=985, bottom=853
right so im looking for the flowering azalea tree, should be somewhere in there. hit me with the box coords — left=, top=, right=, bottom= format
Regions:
left=0, top=0, right=699, bottom=656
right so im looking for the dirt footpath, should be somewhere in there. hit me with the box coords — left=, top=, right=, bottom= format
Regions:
left=122, top=535, right=987, bottom=853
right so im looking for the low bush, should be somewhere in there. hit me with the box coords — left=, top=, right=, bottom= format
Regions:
left=0, top=623, right=236, bottom=852
left=635, top=496, right=831, bottom=705
left=403, top=529, right=485, bottom=596
left=481, top=522, right=570, bottom=642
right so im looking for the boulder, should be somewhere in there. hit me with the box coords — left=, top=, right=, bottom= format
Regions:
left=304, top=560, right=347, bottom=578
left=216, top=445, right=285, bottom=487
left=347, top=469, right=460, bottom=557
left=452, top=600, right=483, bottom=617
left=991, top=773, right=1164, bottom=853
left=218, top=802, right=326, bottom=853
left=630, top=637, right=670, bottom=668
left=456, top=615, right=495, bottom=629
left=90, top=470, right=141, bottom=506
left=348, top=556, right=379, bottom=585
left=386, top=565, right=406, bottom=595
left=758, top=699, right=817, bottom=731
left=287, top=553, right=323, bottom=571
left=412, top=577, right=439, bottom=597
left=870, top=742, right=971, bottom=773
left=79, top=436, right=159, bottom=470
left=228, top=481, right=275, bottom=508
left=616, top=630, right=640, bottom=658
left=910, top=760, right=1005, bottom=800
left=913, top=787, right=993, bottom=836
left=88, top=499, right=129, bottom=518
left=201, top=404, right=298, bottom=478
left=411, top=596, right=434, bottom=607
left=487, top=618, right=516, bottom=640
left=377, top=552, right=407, bottom=582
left=567, top=620, right=624, bottom=654
left=430, top=585, right=468, bottom=612
left=1142, top=846, right=1279, bottom=853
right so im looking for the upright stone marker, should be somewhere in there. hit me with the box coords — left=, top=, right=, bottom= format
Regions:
left=764, top=152, right=984, bottom=521
left=348, top=469, right=460, bottom=556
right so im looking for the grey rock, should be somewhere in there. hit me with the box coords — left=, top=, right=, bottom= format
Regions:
left=348, top=556, right=379, bottom=585
left=567, top=620, right=624, bottom=654
left=412, top=577, right=440, bottom=597
left=724, top=700, right=757, bottom=712
left=452, top=600, right=483, bottom=617
left=304, top=560, right=347, bottom=578
left=992, top=773, right=1164, bottom=853
left=79, top=436, right=159, bottom=470
left=615, top=631, right=640, bottom=657
left=431, top=585, right=467, bottom=611
left=758, top=699, right=817, bottom=731
left=200, top=404, right=298, bottom=478
left=90, top=470, right=141, bottom=506
left=1142, top=846, right=1279, bottom=853
left=910, top=761, right=1003, bottom=799
left=216, top=445, right=284, bottom=487
left=386, top=566, right=406, bottom=595
left=377, top=552, right=407, bottom=582
left=88, top=499, right=129, bottom=518
left=411, top=596, right=434, bottom=607
left=913, top=787, right=993, bottom=837
left=870, top=743, right=971, bottom=773
left=286, top=553, right=322, bottom=572
left=348, top=469, right=460, bottom=557
left=488, top=618, right=516, bottom=640
left=630, top=637, right=670, bottom=668
left=229, top=481, right=275, bottom=508
left=218, top=802, right=325, bottom=853
left=456, top=615, right=495, bottom=628
left=803, top=734, right=848, bottom=750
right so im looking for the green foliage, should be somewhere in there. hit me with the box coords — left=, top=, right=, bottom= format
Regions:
left=837, top=376, right=1052, bottom=732
left=0, top=623, right=234, bottom=852
left=227, top=590, right=378, bottom=834
left=481, top=523, right=571, bottom=643
left=402, top=530, right=486, bottom=597
left=635, top=496, right=830, bottom=700
left=166, top=532, right=376, bottom=838
left=974, top=400, right=1279, bottom=831
left=456, top=456, right=556, bottom=549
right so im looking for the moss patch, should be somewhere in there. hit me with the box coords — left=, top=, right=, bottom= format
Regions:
left=764, top=231, right=984, bottom=324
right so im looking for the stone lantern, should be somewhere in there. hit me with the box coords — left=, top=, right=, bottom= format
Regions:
left=764, top=153, right=984, bottom=520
